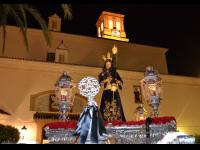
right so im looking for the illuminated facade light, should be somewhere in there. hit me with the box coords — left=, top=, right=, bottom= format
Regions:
left=21, top=125, right=27, bottom=141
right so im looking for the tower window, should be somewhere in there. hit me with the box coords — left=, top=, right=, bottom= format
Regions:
left=98, top=27, right=101, bottom=37
left=47, top=52, right=55, bottom=62
left=101, top=22, right=104, bottom=31
left=116, top=21, right=121, bottom=30
left=108, top=20, right=113, bottom=29
left=52, top=21, right=57, bottom=29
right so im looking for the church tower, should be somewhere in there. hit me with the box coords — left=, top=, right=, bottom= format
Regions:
left=96, top=11, right=129, bottom=42
left=48, top=13, right=61, bottom=32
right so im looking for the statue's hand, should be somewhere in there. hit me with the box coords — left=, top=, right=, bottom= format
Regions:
left=116, top=80, right=121, bottom=84
left=108, top=76, right=112, bottom=82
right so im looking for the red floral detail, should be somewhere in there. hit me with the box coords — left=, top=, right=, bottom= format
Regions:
left=151, top=116, right=176, bottom=125
left=43, top=116, right=176, bottom=130
left=104, top=116, right=176, bottom=126
left=44, top=121, right=78, bottom=129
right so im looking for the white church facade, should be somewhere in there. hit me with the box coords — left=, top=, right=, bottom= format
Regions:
left=0, top=11, right=200, bottom=143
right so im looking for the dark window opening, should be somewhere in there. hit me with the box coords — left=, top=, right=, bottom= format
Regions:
left=46, top=52, right=55, bottom=62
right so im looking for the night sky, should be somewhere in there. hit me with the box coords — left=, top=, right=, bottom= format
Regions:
left=30, top=4, right=200, bottom=77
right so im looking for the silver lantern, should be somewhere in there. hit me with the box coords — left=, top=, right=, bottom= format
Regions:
left=55, top=72, right=76, bottom=120
left=141, top=66, right=163, bottom=117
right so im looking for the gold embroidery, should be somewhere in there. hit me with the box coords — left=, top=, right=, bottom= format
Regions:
left=103, top=99, right=122, bottom=121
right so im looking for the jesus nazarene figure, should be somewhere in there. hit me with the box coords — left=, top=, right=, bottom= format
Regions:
left=98, top=45, right=126, bottom=122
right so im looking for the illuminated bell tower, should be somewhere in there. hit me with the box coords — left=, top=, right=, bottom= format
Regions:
left=96, top=11, right=129, bottom=42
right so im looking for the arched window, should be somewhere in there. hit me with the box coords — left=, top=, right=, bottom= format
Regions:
left=116, top=21, right=121, bottom=30
left=98, top=27, right=101, bottom=37
left=101, top=22, right=104, bottom=31
left=108, top=20, right=113, bottom=29
left=52, top=21, right=57, bottom=30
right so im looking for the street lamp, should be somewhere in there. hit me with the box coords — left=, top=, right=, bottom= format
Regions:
left=141, top=66, right=163, bottom=117
left=21, top=125, right=27, bottom=141
left=55, top=72, right=76, bottom=120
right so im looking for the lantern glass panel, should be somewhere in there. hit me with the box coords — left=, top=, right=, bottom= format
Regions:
left=61, top=88, right=68, bottom=96
left=148, top=83, right=157, bottom=97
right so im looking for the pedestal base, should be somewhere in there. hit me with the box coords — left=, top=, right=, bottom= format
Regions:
left=43, top=116, right=188, bottom=144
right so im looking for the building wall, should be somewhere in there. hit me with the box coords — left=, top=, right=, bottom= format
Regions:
left=0, top=58, right=200, bottom=143
left=0, top=26, right=168, bottom=74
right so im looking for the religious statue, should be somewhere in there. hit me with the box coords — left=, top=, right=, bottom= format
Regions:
left=98, top=45, right=126, bottom=122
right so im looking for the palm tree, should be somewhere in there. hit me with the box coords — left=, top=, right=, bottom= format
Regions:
left=0, top=107, right=11, bottom=120
left=0, top=4, right=72, bottom=54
